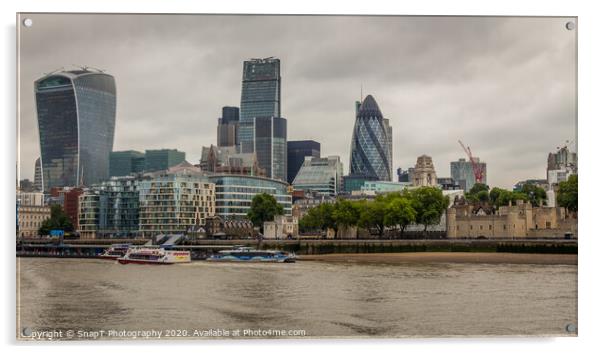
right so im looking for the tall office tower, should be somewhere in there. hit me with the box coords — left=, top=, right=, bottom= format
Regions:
left=35, top=68, right=116, bottom=191
left=253, top=116, right=287, bottom=181
left=287, top=140, right=320, bottom=184
left=33, top=157, right=43, bottom=191
left=109, top=150, right=146, bottom=177
left=450, top=157, right=487, bottom=192
left=144, top=149, right=186, bottom=172
left=239, top=57, right=281, bottom=153
left=546, top=146, right=577, bottom=185
left=217, top=106, right=240, bottom=148
left=349, top=95, right=392, bottom=181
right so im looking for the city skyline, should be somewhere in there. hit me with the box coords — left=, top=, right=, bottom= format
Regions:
left=18, top=14, right=576, bottom=189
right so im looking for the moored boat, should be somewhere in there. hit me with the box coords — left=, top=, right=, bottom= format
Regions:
left=207, top=247, right=296, bottom=263
left=99, top=243, right=131, bottom=260
left=117, top=246, right=191, bottom=265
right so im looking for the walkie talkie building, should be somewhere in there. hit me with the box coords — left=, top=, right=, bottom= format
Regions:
left=35, top=68, right=116, bottom=191
left=349, top=95, right=392, bottom=181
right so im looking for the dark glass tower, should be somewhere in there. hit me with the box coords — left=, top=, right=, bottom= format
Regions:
left=144, top=149, right=186, bottom=172
left=35, top=69, right=116, bottom=191
left=217, top=106, right=239, bottom=147
left=239, top=57, right=281, bottom=153
left=254, top=116, right=287, bottom=181
left=109, top=150, right=145, bottom=177
left=349, top=95, right=392, bottom=181
left=287, top=140, right=320, bottom=184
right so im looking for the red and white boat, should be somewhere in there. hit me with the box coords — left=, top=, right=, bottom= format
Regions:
left=117, top=246, right=191, bottom=265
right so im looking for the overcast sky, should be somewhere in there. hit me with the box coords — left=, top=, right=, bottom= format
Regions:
left=17, top=14, right=576, bottom=189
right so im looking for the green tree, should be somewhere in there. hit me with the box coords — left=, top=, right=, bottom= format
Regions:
left=476, top=190, right=490, bottom=203
left=489, top=187, right=505, bottom=206
left=409, top=187, right=449, bottom=233
left=333, top=199, right=361, bottom=227
left=38, top=204, right=73, bottom=235
left=358, top=197, right=387, bottom=238
left=465, top=183, right=489, bottom=203
left=299, top=206, right=321, bottom=233
left=384, top=196, right=417, bottom=235
left=517, top=183, right=547, bottom=206
left=493, top=189, right=512, bottom=207
left=557, top=174, right=578, bottom=212
left=247, top=193, right=284, bottom=233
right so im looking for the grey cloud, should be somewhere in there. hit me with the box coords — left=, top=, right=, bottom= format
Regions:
left=17, top=14, right=576, bottom=189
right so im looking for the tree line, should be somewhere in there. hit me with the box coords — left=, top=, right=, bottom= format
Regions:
left=464, top=175, right=577, bottom=213
left=299, top=186, right=449, bottom=237
left=463, top=183, right=547, bottom=208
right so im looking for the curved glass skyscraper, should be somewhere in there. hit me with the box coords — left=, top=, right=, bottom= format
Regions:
left=35, top=69, right=116, bottom=191
left=349, top=95, right=392, bottom=181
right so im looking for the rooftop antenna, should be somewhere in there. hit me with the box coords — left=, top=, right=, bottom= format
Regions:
left=360, top=83, right=363, bottom=102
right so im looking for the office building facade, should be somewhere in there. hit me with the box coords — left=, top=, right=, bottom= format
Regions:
left=34, top=157, right=43, bottom=192
left=17, top=204, right=51, bottom=237
left=78, top=177, right=141, bottom=239
left=239, top=57, right=281, bottom=153
left=451, top=158, right=487, bottom=192
left=109, top=150, right=145, bottom=177
left=138, top=166, right=215, bottom=237
left=144, top=149, right=186, bottom=172
left=287, top=140, right=320, bottom=184
left=360, top=180, right=412, bottom=194
left=208, top=174, right=292, bottom=220
left=546, top=146, right=577, bottom=186
left=292, top=156, right=343, bottom=197
left=349, top=95, right=392, bottom=181
left=252, top=116, right=287, bottom=181
left=217, top=106, right=240, bottom=147
left=35, top=69, right=116, bottom=191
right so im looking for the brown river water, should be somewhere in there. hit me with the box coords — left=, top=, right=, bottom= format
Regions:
left=16, top=257, right=577, bottom=340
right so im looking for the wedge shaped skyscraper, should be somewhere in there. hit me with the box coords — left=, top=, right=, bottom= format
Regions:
left=349, top=95, right=392, bottom=181
left=35, top=68, right=116, bottom=191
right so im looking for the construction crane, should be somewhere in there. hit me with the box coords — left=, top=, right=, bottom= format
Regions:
left=458, top=140, right=483, bottom=183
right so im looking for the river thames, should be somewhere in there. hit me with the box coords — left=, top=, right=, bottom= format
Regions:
left=17, top=257, right=577, bottom=340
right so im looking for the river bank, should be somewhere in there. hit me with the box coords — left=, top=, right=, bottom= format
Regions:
left=297, top=252, right=578, bottom=265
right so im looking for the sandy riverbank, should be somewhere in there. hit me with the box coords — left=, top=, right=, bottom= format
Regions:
left=297, top=252, right=577, bottom=265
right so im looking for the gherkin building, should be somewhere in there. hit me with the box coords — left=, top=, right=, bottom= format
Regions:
left=349, top=95, right=392, bottom=181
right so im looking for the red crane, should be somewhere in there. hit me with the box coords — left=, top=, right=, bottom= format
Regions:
left=458, top=140, right=483, bottom=183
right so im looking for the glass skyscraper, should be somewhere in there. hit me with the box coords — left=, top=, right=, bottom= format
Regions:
left=451, top=158, right=487, bottom=192
left=349, top=95, right=392, bottom=181
left=254, top=116, right=287, bottom=181
left=239, top=57, right=281, bottom=153
left=109, top=150, right=145, bottom=177
left=35, top=69, right=116, bottom=191
left=217, top=106, right=239, bottom=147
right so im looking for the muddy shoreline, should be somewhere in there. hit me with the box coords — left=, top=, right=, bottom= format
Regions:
left=297, top=252, right=577, bottom=265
